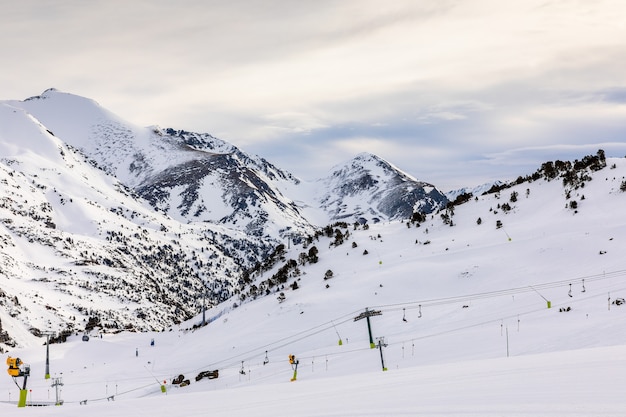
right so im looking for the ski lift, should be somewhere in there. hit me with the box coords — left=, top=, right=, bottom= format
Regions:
left=263, top=351, right=269, bottom=366
left=82, top=334, right=89, bottom=342
left=402, top=308, right=407, bottom=322
left=239, top=361, right=246, bottom=375
left=418, top=304, right=422, bottom=318
left=582, top=279, right=586, bottom=293
left=568, top=283, right=573, bottom=298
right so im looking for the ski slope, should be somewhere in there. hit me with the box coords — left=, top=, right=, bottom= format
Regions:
left=2, top=157, right=626, bottom=416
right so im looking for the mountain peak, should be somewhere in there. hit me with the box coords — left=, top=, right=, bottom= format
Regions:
left=353, top=151, right=381, bottom=161
left=24, top=88, right=68, bottom=101
left=318, top=153, right=447, bottom=223
left=334, top=152, right=419, bottom=183
left=23, top=88, right=102, bottom=108
left=349, top=152, right=387, bottom=167
left=41, top=87, right=60, bottom=95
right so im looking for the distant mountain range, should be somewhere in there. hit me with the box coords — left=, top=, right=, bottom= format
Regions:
left=11, top=89, right=448, bottom=235
left=0, top=89, right=448, bottom=348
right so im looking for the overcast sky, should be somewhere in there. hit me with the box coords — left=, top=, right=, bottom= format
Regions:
left=2, top=0, right=626, bottom=190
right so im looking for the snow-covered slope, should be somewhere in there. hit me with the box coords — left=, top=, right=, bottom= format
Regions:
left=1, top=156, right=625, bottom=416
left=0, top=101, right=268, bottom=347
left=11, top=89, right=195, bottom=185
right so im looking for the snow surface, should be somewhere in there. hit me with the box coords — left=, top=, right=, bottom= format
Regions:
left=2, top=157, right=626, bottom=415
left=10, top=89, right=199, bottom=187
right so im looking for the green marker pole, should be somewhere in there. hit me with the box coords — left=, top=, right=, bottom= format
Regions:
left=290, top=360, right=299, bottom=382
left=18, top=389, right=27, bottom=408
left=18, top=370, right=29, bottom=408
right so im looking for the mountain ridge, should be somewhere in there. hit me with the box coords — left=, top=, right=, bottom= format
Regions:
left=0, top=89, right=449, bottom=349
left=8, top=89, right=448, bottom=234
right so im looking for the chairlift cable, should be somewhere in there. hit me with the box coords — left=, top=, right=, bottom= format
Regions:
left=370, top=269, right=626, bottom=313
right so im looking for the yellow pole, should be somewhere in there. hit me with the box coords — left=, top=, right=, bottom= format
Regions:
left=18, top=389, right=27, bottom=408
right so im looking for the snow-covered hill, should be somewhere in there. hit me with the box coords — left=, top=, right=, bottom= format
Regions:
left=1, top=155, right=625, bottom=416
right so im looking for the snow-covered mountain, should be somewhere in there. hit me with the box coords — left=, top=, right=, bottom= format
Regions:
left=0, top=89, right=448, bottom=349
left=10, top=89, right=313, bottom=238
left=316, top=152, right=447, bottom=223
left=1, top=151, right=625, bottom=415
left=9, top=89, right=446, bottom=237
left=0, top=99, right=271, bottom=346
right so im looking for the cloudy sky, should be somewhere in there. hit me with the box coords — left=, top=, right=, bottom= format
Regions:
left=2, top=0, right=626, bottom=190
